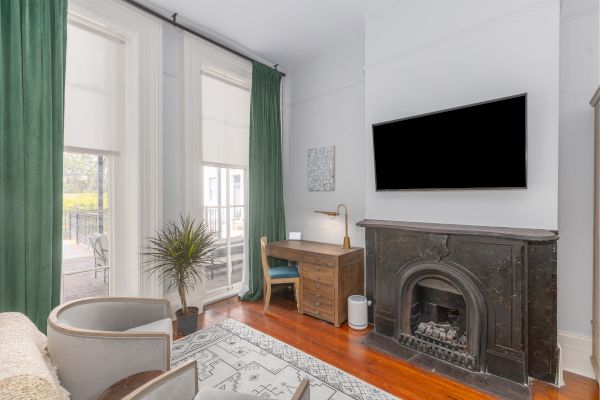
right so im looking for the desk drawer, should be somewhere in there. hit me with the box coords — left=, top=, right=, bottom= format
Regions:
left=267, top=246, right=300, bottom=261
left=303, top=302, right=334, bottom=322
left=303, top=292, right=334, bottom=309
left=303, top=279, right=334, bottom=301
left=301, top=253, right=335, bottom=267
left=302, top=263, right=334, bottom=283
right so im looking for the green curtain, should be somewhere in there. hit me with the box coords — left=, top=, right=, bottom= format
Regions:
left=0, top=0, right=67, bottom=332
left=241, top=62, right=286, bottom=302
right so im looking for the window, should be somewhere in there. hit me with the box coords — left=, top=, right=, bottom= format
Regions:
left=183, top=33, right=252, bottom=305
left=201, top=72, right=250, bottom=302
left=61, top=19, right=123, bottom=302
left=62, top=152, right=111, bottom=302
left=66, top=0, right=163, bottom=299
left=203, top=166, right=246, bottom=295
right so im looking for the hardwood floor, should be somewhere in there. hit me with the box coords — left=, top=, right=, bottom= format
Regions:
left=181, top=295, right=599, bottom=400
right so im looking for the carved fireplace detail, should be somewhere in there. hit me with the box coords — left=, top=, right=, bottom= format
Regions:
left=357, top=219, right=559, bottom=390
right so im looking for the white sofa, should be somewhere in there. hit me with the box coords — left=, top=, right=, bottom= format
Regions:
left=47, top=297, right=172, bottom=400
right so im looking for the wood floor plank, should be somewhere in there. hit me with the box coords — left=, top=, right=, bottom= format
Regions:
left=176, top=295, right=599, bottom=400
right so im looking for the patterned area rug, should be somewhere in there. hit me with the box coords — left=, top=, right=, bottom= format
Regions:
left=171, top=318, right=398, bottom=400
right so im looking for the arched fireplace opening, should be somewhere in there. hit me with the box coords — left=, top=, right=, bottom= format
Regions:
left=395, top=263, right=487, bottom=372
left=411, top=278, right=467, bottom=352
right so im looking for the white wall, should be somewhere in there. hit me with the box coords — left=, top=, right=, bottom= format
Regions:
left=283, top=38, right=366, bottom=246
left=159, top=0, right=596, bottom=347
left=364, top=0, right=560, bottom=230
left=281, top=0, right=596, bottom=375
left=163, top=23, right=184, bottom=224
left=162, top=23, right=184, bottom=298
left=558, top=0, right=598, bottom=338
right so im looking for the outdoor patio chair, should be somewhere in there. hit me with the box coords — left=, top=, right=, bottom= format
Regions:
left=90, top=234, right=109, bottom=282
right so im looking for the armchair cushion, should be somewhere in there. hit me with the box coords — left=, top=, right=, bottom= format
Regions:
left=126, top=318, right=173, bottom=341
left=268, top=265, right=300, bottom=279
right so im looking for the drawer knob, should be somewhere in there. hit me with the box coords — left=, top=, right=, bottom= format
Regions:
left=315, top=310, right=320, bottom=315
left=315, top=301, right=321, bottom=307
left=315, top=293, right=321, bottom=298
left=316, top=283, right=321, bottom=288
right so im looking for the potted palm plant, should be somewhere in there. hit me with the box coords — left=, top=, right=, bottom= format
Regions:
left=142, top=215, right=218, bottom=336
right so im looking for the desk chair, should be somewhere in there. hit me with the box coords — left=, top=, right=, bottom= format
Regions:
left=261, top=236, right=302, bottom=314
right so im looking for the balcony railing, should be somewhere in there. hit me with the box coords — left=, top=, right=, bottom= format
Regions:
left=63, top=209, right=110, bottom=248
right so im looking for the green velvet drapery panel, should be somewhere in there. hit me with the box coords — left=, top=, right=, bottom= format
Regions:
left=241, top=62, right=286, bottom=302
left=0, top=0, right=67, bottom=332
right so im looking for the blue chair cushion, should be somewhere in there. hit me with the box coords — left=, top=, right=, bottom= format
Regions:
left=269, top=265, right=300, bottom=279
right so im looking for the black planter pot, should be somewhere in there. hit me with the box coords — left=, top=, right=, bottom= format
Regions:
left=176, top=307, right=199, bottom=336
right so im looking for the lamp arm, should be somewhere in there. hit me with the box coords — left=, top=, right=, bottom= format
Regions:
left=337, top=203, right=350, bottom=249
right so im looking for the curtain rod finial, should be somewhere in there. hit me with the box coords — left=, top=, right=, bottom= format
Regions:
left=171, top=13, right=178, bottom=23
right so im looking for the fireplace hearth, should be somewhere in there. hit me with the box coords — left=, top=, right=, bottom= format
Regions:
left=357, top=219, right=559, bottom=399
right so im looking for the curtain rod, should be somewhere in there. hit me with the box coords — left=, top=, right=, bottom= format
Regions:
left=120, top=0, right=286, bottom=77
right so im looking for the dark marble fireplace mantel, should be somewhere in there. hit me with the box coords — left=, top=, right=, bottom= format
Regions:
left=357, top=219, right=559, bottom=398
left=357, top=219, right=558, bottom=241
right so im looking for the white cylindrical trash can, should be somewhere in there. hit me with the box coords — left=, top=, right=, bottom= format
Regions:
left=348, top=295, right=368, bottom=330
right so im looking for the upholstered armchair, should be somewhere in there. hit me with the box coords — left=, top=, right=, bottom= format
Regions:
left=47, top=297, right=172, bottom=400
left=123, top=361, right=311, bottom=400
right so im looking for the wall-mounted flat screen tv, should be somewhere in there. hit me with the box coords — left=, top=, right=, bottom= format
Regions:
left=372, top=94, right=527, bottom=190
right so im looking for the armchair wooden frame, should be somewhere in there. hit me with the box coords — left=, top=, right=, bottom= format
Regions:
left=261, top=236, right=302, bottom=314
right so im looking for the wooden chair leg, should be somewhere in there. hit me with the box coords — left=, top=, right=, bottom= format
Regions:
left=263, top=283, right=271, bottom=314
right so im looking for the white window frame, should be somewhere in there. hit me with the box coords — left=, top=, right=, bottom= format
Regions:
left=67, top=0, right=163, bottom=298
left=202, top=162, right=247, bottom=303
left=183, top=33, right=252, bottom=310
left=61, top=149, right=115, bottom=302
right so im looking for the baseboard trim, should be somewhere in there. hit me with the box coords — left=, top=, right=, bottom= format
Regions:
left=558, top=330, right=595, bottom=379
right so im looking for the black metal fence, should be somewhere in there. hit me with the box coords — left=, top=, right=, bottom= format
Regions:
left=62, top=209, right=110, bottom=247
left=203, top=206, right=221, bottom=236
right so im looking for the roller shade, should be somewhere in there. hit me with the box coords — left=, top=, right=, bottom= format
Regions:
left=64, top=22, right=124, bottom=153
left=201, top=73, right=250, bottom=167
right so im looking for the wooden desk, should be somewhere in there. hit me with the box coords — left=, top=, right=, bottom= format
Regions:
left=267, top=240, right=364, bottom=327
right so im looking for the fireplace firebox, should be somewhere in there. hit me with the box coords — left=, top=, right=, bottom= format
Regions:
left=357, top=219, right=559, bottom=399
left=403, top=278, right=473, bottom=369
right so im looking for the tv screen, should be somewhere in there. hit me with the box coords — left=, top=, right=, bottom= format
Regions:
left=372, top=94, right=527, bottom=190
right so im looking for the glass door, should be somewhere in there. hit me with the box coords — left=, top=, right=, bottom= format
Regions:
left=203, top=165, right=245, bottom=301
left=61, top=152, right=112, bottom=302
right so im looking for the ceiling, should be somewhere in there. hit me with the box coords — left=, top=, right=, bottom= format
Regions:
left=138, top=0, right=398, bottom=70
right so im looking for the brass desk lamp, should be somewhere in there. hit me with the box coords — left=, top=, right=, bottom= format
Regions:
left=314, top=203, right=351, bottom=249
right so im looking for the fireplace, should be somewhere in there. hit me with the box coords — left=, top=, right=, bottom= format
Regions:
left=402, top=276, right=475, bottom=370
left=357, top=219, right=559, bottom=398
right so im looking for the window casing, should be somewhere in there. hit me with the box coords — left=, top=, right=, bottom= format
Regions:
left=184, top=33, right=252, bottom=305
